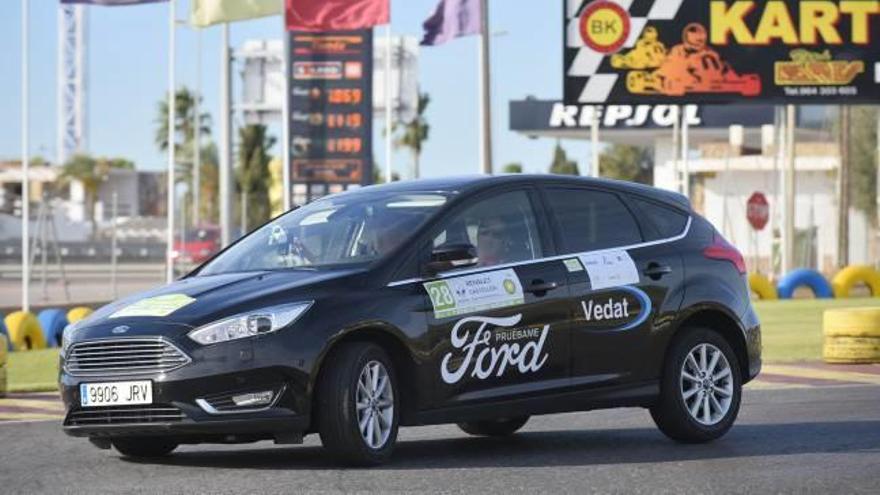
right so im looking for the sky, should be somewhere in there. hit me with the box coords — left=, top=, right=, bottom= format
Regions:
left=0, top=0, right=592, bottom=179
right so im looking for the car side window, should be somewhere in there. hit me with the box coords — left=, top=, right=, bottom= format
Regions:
left=630, top=197, right=689, bottom=240
left=432, top=190, right=543, bottom=269
left=545, top=188, right=642, bottom=253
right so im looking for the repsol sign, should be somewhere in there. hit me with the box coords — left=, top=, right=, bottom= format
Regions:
left=579, top=286, right=652, bottom=332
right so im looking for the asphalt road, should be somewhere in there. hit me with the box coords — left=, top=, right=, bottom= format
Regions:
left=2, top=385, right=879, bottom=494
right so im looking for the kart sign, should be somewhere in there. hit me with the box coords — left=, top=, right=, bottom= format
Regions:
left=564, top=0, right=880, bottom=105
left=747, top=192, right=769, bottom=231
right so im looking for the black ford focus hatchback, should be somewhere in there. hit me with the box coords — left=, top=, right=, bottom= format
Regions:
left=60, top=175, right=761, bottom=465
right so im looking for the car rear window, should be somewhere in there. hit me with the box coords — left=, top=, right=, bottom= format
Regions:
left=630, top=197, right=689, bottom=240
left=545, top=188, right=642, bottom=253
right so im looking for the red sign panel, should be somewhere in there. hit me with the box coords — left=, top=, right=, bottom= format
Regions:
left=747, top=192, right=769, bottom=231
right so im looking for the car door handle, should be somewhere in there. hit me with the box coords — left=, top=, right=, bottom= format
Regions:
left=643, top=263, right=672, bottom=280
left=525, top=281, right=560, bottom=295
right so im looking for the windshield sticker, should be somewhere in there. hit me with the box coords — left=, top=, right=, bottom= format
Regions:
left=580, top=286, right=652, bottom=332
left=578, top=250, right=640, bottom=290
left=267, top=224, right=288, bottom=246
left=424, top=269, right=524, bottom=319
left=109, top=294, right=196, bottom=319
left=563, top=258, right=584, bottom=272
left=441, top=314, right=549, bottom=384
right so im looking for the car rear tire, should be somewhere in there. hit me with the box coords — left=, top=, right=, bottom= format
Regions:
left=316, top=341, right=399, bottom=466
left=650, top=327, right=742, bottom=443
left=112, top=437, right=178, bottom=458
left=457, top=416, right=529, bottom=437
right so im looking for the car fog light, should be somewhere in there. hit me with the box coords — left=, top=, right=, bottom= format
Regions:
left=231, top=390, right=274, bottom=407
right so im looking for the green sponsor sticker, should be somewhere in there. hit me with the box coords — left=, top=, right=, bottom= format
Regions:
left=564, top=258, right=584, bottom=272
left=425, top=280, right=457, bottom=314
left=110, top=294, right=197, bottom=318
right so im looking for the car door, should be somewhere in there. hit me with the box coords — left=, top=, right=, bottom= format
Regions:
left=421, top=188, right=572, bottom=409
left=541, top=186, right=684, bottom=388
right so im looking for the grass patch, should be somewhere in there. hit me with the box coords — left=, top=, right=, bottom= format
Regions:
left=7, top=348, right=60, bottom=393
left=755, top=298, right=880, bottom=363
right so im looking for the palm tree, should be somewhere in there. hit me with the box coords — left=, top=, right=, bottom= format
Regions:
left=394, top=93, right=430, bottom=179
left=236, top=124, right=276, bottom=231
left=60, top=154, right=134, bottom=238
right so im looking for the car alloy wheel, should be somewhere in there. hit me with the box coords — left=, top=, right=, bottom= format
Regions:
left=679, top=343, right=733, bottom=426
left=355, top=360, right=395, bottom=450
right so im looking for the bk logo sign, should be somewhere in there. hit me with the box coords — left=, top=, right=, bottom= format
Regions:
left=579, top=1, right=631, bottom=54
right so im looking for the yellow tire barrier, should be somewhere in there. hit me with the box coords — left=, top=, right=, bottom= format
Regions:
left=748, top=273, right=778, bottom=300
left=4, top=311, right=47, bottom=351
left=824, top=308, right=880, bottom=338
left=831, top=265, right=880, bottom=298
left=823, top=308, right=880, bottom=364
left=823, top=336, right=880, bottom=364
left=66, top=307, right=94, bottom=324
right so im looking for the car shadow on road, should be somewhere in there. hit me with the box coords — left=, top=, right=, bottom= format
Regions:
left=123, top=420, right=880, bottom=471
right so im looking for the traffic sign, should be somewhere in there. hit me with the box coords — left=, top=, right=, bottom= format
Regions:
left=747, top=192, right=769, bottom=231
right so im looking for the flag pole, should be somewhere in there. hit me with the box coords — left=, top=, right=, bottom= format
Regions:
left=166, top=0, right=177, bottom=284
left=219, top=22, right=232, bottom=245
left=281, top=1, right=291, bottom=211
left=590, top=106, right=599, bottom=177
left=478, top=0, right=493, bottom=175
left=193, top=28, right=202, bottom=226
left=385, top=24, right=394, bottom=182
left=21, top=0, right=30, bottom=312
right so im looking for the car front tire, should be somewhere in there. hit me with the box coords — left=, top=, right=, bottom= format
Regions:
left=458, top=416, right=529, bottom=437
left=316, top=341, right=399, bottom=466
left=650, top=327, right=742, bottom=443
left=112, top=437, right=178, bottom=458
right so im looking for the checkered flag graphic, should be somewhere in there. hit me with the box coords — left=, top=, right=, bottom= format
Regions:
left=566, top=0, right=685, bottom=103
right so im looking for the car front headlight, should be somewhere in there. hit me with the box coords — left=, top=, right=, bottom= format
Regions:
left=187, top=302, right=313, bottom=346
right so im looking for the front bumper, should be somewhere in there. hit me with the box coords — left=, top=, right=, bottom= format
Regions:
left=60, top=336, right=314, bottom=443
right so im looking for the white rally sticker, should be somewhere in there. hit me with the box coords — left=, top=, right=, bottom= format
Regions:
left=109, top=294, right=196, bottom=318
left=423, top=269, right=524, bottom=319
left=578, top=250, right=640, bottom=290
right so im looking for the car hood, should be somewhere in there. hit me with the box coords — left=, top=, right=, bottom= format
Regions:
left=75, top=268, right=363, bottom=340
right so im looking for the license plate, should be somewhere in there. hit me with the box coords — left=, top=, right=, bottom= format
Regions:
left=80, top=381, right=153, bottom=407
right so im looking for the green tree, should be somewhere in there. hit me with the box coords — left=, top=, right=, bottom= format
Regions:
left=599, top=144, right=653, bottom=184
left=549, top=142, right=579, bottom=175
left=236, top=124, right=276, bottom=231
left=60, top=154, right=134, bottom=238
left=373, top=166, right=401, bottom=184
left=502, top=162, right=524, bottom=174
left=394, top=93, right=430, bottom=179
left=849, top=106, right=878, bottom=225
left=155, top=87, right=214, bottom=224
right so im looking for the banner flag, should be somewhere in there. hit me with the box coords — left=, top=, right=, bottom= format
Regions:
left=190, top=0, right=282, bottom=28
left=60, top=0, right=168, bottom=5
left=286, top=0, right=389, bottom=32
left=420, top=0, right=481, bottom=46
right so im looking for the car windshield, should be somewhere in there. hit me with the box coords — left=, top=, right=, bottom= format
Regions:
left=198, top=192, right=449, bottom=275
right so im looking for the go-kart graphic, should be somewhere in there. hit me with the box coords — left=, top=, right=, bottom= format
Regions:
left=621, top=23, right=761, bottom=97
left=611, top=27, right=667, bottom=69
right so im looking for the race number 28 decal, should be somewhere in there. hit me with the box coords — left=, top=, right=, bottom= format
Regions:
left=423, top=269, right=524, bottom=319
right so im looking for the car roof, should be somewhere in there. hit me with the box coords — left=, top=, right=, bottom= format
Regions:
left=348, top=175, right=691, bottom=211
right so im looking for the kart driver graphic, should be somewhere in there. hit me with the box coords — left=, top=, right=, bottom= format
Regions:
left=622, top=23, right=761, bottom=97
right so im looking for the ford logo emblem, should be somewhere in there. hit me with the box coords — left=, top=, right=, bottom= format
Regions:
left=111, top=325, right=130, bottom=334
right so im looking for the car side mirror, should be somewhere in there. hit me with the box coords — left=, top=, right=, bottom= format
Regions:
left=425, top=243, right=479, bottom=274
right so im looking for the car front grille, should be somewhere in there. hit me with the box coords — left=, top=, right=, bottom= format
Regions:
left=65, top=338, right=191, bottom=376
left=64, top=404, right=186, bottom=426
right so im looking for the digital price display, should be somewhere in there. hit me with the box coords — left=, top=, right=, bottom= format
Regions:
left=288, top=30, right=374, bottom=194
